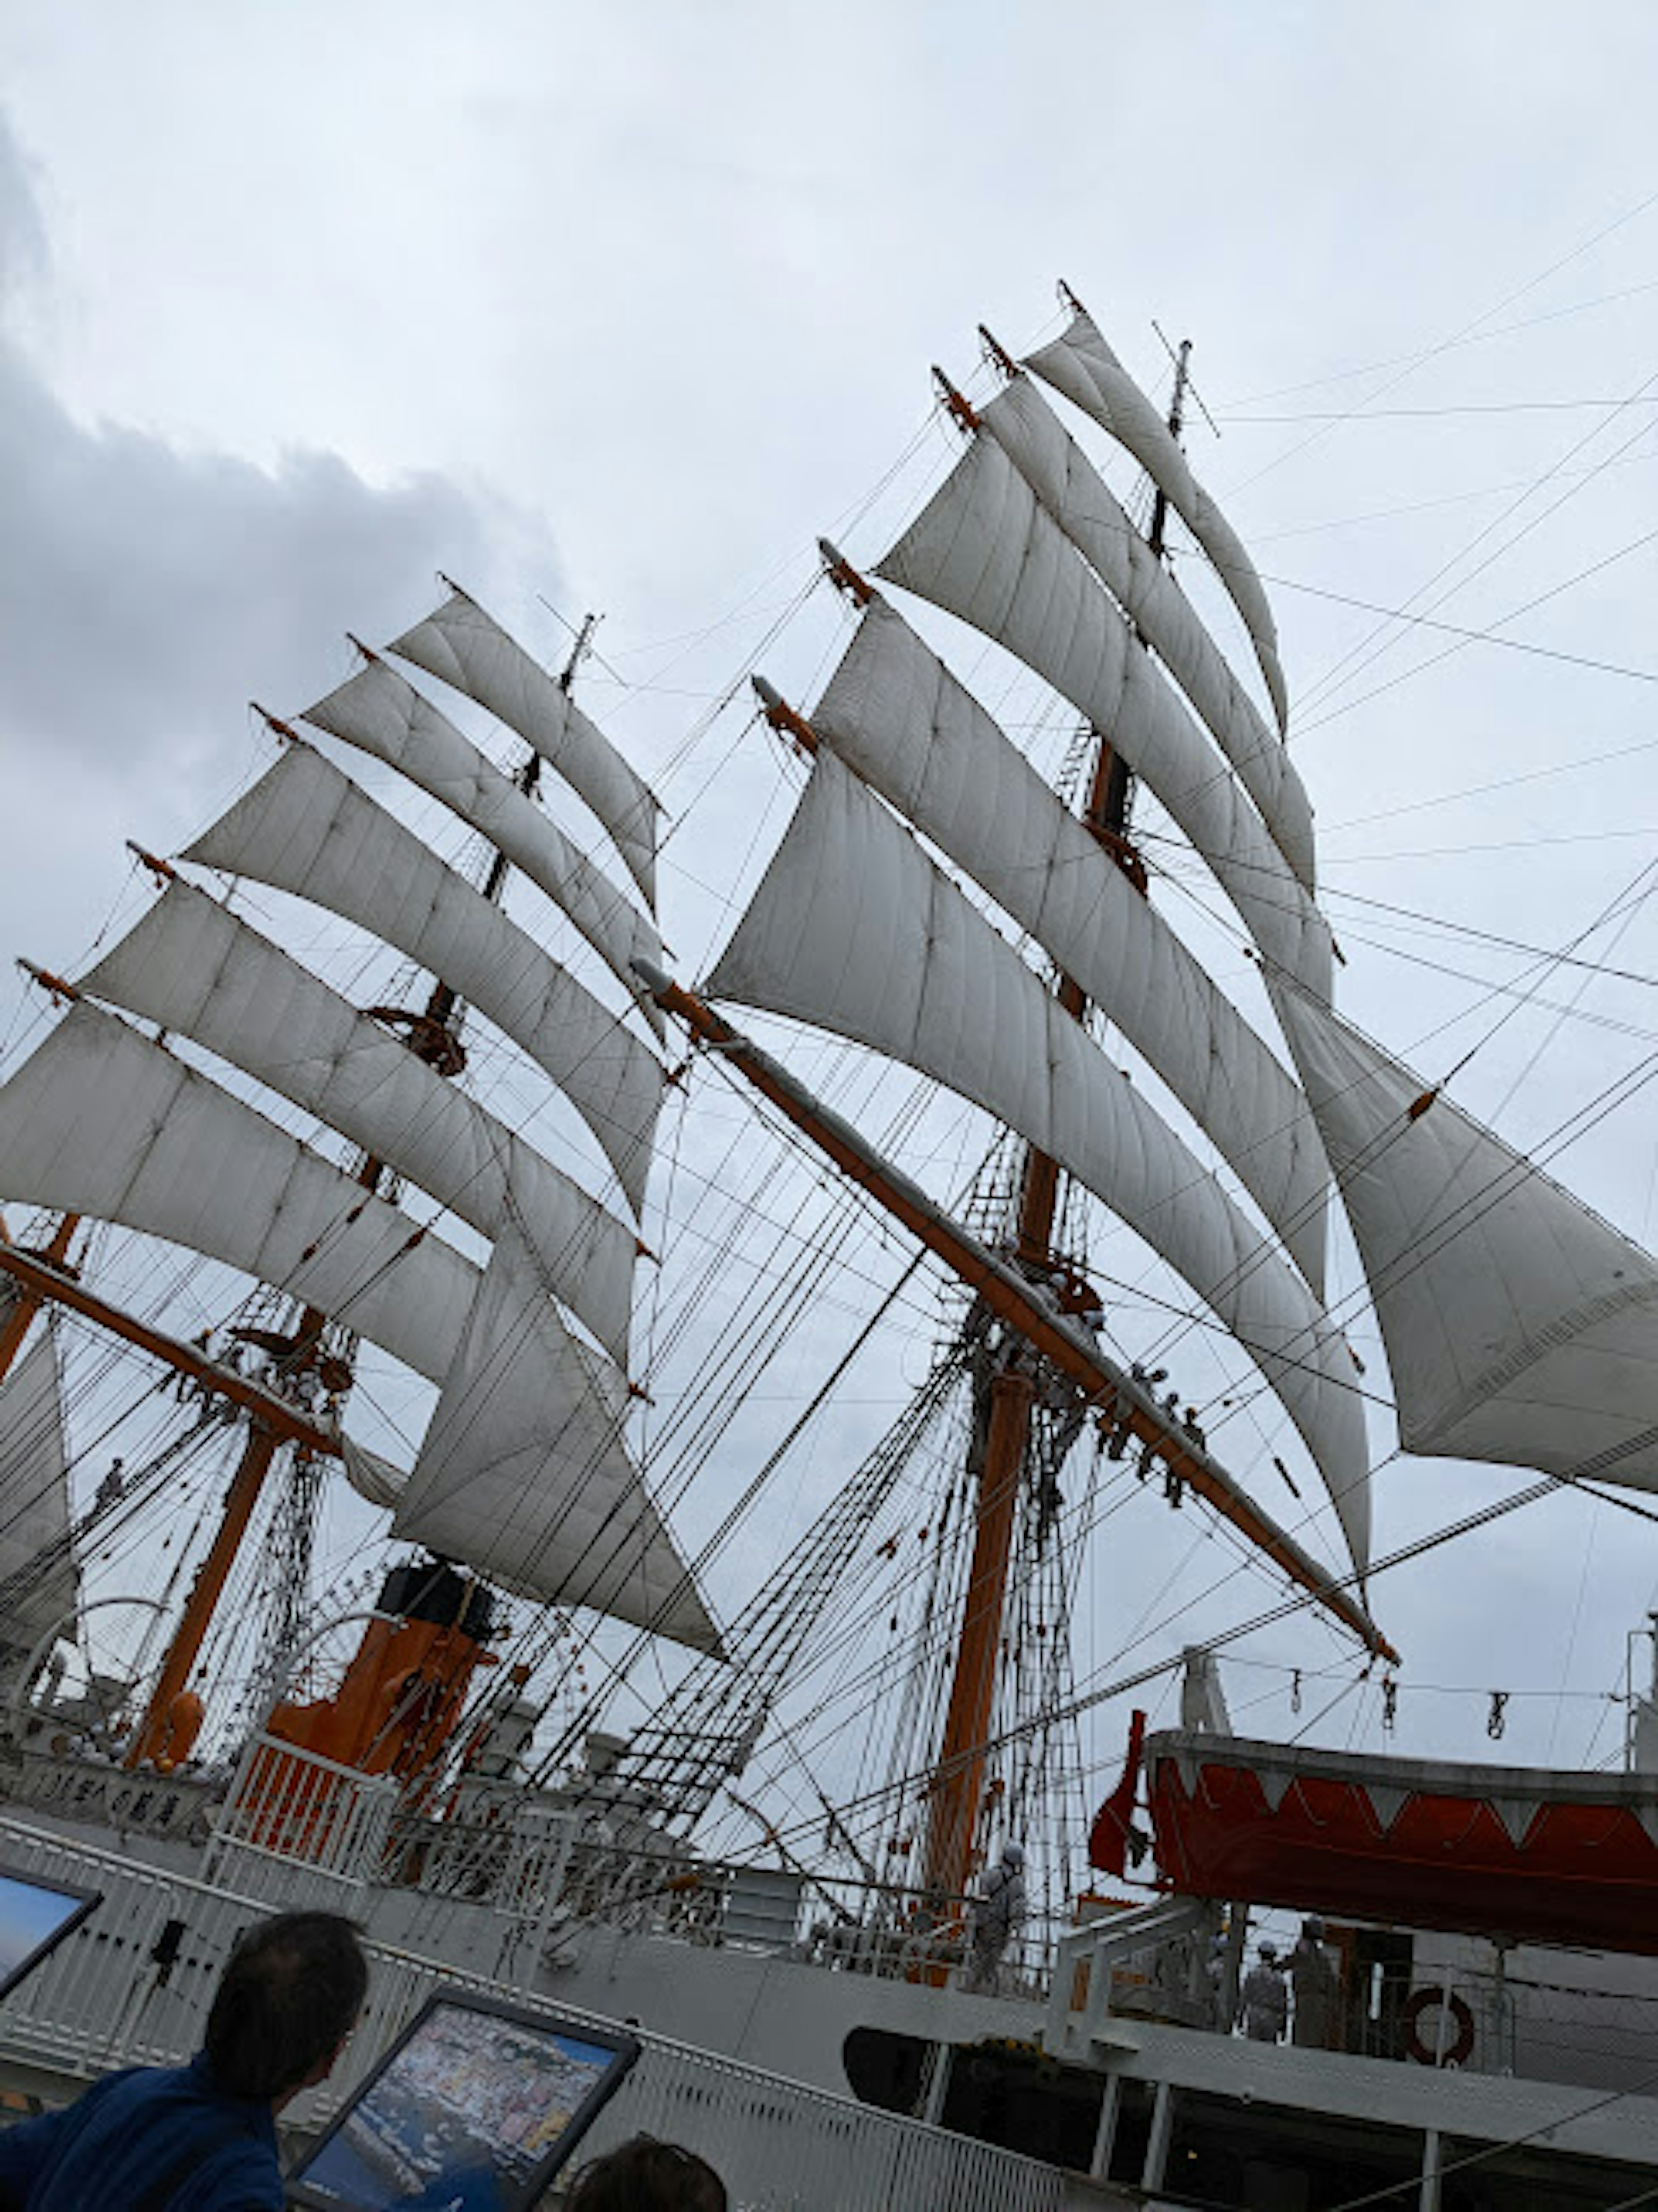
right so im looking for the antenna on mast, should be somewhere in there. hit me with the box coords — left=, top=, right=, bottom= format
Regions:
left=1147, top=332, right=1195, bottom=563
left=1152, top=319, right=1219, bottom=441
left=559, top=611, right=600, bottom=694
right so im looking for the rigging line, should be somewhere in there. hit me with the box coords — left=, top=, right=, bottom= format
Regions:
left=1231, top=397, right=1658, bottom=421
left=525, top=1248, right=935, bottom=1790
left=1220, top=182, right=1658, bottom=503
left=1154, top=1032, right=1658, bottom=1453
left=1224, top=277, right=1658, bottom=408
left=842, top=1395, right=1627, bottom=1822
left=1431, top=848, right=1658, bottom=1091
left=636, top=401, right=941, bottom=699
left=761, top=1457, right=1154, bottom=1766
left=749, top=1437, right=1658, bottom=1864
left=1300, top=930, right=1658, bottom=1046
left=1294, top=387, right=1658, bottom=727
left=1326, top=2057, right=1658, bottom=2212
left=1247, top=446, right=1658, bottom=547
left=1477, top=853, right=1658, bottom=1119
left=1322, top=731, right=1658, bottom=841
left=1160, top=838, right=1658, bottom=1206
left=680, top=1349, right=1104, bottom=1804
left=1323, top=825, right=1658, bottom=863
left=1308, top=872, right=1658, bottom=988
left=1263, top=538, right=1658, bottom=686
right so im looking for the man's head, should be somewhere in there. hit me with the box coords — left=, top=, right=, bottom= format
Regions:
left=566, top=2136, right=726, bottom=2211
left=205, top=1911, right=367, bottom=2104
left=1258, top=1940, right=1278, bottom=1963
left=1001, top=1843, right=1025, bottom=1870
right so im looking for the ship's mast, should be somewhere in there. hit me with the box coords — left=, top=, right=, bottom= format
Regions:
left=121, top=613, right=599, bottom=1767
left=914, top=335, right=1197, bottom=1911
left=0, top=1212, right=79, bottom=1380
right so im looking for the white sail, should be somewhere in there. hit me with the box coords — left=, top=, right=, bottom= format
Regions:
left=978, top=375, right=1315, bottom=890
left=875, top=434, right=1332, bottom=1004
left=300, top=654, right=665, bottom=1038
left=393, top=1218, right=719, bottom=1654
left=390, top=588, right=661, bottom=911
left=184, top=741, right=661, bottom=1217
left=1277, top=988, right=1658, bottom=1490
left=0, top=1003, right=478, bottom=1387
left=708, top=753, right=1370, bottom=1570
left=1025, top=306, right=1289, bottom=731
left=0, top=1326, right=79, bottom=1649
left=809, top=599, right=1330, bottom=1292
left=77, top=881, right=639, bottom=1370
left=339, top=1435, right=404, bottom=1510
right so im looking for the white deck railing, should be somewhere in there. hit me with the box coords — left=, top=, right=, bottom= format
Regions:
left=0, top=1813, right=1067, bottom=2212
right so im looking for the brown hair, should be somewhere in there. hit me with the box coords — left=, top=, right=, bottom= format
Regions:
left=566, top=2134, right=726, bottom=2211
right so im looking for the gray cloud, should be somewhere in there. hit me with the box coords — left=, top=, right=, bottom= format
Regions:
left=0, top=109, right=538, bottom=789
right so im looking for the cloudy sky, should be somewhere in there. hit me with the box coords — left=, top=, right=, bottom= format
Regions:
left=5, top=3, right=1658, bottom=1793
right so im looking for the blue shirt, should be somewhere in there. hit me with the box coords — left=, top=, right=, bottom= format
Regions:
left=0, top=2053, right=282, bottom=2211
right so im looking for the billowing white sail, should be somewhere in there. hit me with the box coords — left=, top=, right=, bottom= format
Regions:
left=0, top=1326, right=79, bottom=1649
left=339, top=1436, right=404, bottom=1510
left=978, top=375, right=1315, bottom=889
left=1278, top=988, right=1658, bottom=1490
left=300, top=654, right=665, bottom=1038
left=0, top=1003, right=478, bottom=1386
left=1025, top=306, right=1289, bottom=731
left=709, top=753, right=1370, bottom=1570
left=393, top=1218, right=719, bottom=1653
left=875, top=435, right=1332, bottom=1004
left=184, top=741, right=661, bottom=1217
left=77, top=881, right=639, bottom=1370
left=391, top=589, right=661, bottom=911
left=808, top=599, right=1330, bottom=1292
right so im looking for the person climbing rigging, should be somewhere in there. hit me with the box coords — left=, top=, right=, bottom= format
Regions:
left=964, top=1842, right=1026, bottom=1994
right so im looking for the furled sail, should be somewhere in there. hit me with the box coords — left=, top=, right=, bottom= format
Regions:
left=0, top=1003, right=478, bottom=1386
left=1278, top=988, right=1658, bottom=1490
left=76, top=880, right=640, bottom=1370
left=392, top=1218, right=719, bottom=1654
left=300, top=653, right=665, bottom=1038
left=0, top=1326, right=79, bottom=1650
left=977, top=374, right=1314, bottom=890
left=807, top=597, right=1330, bottom=1293
left=708, top=752, right=1370, bottom=1570
left=184, top=740, right=662, bottom=1217
left=874, top=434, right=1332, bottom=1004
left=1025, top=305, right=1288, bottom=731
left=391, top=588, right=662, bottom=911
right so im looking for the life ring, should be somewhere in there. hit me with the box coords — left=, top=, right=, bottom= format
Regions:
left=1402, top=1986, right=1474, bottom=2067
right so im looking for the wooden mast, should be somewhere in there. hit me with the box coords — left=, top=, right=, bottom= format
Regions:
left=123, top=614, right=601, bottom=1767
left=632, top=971, right=1393, bottom=1667
left=914, top=338, right=1196, bottom=1910
left=0, top=1212, right=79, bottom=1381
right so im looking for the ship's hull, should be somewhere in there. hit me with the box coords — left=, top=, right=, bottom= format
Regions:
left=1145, top=1728, right=1658, bottom=1952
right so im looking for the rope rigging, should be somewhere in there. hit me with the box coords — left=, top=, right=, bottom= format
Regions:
left=3, top=233, right=1657, bottom=1915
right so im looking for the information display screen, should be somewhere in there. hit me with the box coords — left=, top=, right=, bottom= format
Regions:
left=289, top=1992, right=640, bottom=2211
left=0, top=1867, right=99, bottom=2001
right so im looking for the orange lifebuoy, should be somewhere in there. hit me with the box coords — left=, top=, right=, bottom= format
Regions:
left=1402, top=1985, right=1474, bottom=2066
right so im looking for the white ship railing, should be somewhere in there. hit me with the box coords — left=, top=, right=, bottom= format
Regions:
left=0, top=1813, right=1069, bottom=2212
left=203, top=1732, right=397, bottom=1907
left=1045, top=1894, right=1215, bottom=2056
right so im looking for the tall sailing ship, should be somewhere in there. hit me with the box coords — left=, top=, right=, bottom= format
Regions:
left=3, top=286, right=1658, bottom=2196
